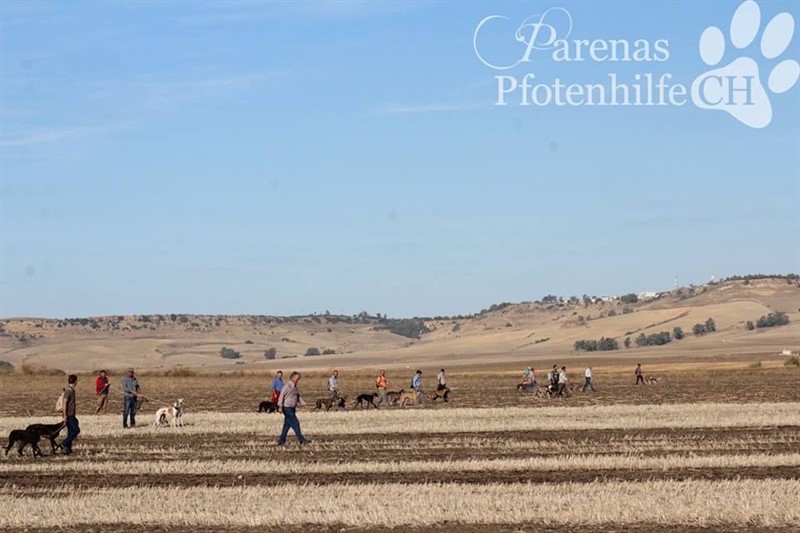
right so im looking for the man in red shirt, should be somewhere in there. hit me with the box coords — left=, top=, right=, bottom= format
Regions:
left=95, top=370, right=110, bottom=414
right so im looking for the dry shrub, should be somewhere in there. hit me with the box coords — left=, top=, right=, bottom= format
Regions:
left=748, top=361, right=762, bottom=369
left=19, top=363, right=65, bottom=376
left=785, top=356, right=800, bottom=367
left=162, top=367, right=197, bottom=378
left=0, top=360, right=14, bottom=373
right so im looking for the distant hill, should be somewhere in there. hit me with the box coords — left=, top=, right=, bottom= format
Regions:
left=1, top=275, right=798, bottom=373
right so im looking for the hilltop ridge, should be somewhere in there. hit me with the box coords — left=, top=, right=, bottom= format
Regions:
left=1, top=275, right=797, bottom=372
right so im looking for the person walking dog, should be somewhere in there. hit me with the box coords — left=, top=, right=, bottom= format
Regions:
left=376, top=369, right=388, bottom=407
left=271, top=370, right=284, bottom=404
left=95, top=369, right=110, bottom=414
left=61, top=374, right=80, bottom=456
left=122, top=368, right=140, bottom=428
left=635, top=363, right=645, bottom=385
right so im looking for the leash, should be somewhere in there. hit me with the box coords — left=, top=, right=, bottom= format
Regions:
left=108, top=387, right=170, bottom=406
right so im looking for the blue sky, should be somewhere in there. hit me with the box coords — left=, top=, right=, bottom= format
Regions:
left=1, top=0, right=798, bottom=318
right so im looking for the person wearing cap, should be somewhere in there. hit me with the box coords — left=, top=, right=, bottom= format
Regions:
left=122, top=368, right=140, bottom=428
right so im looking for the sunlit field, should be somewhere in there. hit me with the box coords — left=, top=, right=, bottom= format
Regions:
left=2, top=366, right=799, bottom=532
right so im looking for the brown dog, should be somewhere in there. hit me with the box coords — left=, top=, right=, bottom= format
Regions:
left=385, top=389, right=404, bottom=406
left=398, top=390, right=420, bottom=407
left=315, top=396, right=346, bottom=411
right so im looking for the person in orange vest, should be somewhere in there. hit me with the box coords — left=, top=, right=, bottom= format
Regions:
left=376, top=369, right=388, bottom=407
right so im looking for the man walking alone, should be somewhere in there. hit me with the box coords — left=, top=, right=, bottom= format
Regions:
left=61, top=374, right=80, bottom=456
left=277, top=371, right=309, bottom=446
left=581, top=366, right=597, bottom=392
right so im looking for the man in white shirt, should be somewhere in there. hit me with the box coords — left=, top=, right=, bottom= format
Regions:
left=328, top=369, right=340, bottom=399
left=436, top=368, right=450, bottom=401
left=557, top=366, right=568, bottom=397
left=580, top=367, right=597, bottom=392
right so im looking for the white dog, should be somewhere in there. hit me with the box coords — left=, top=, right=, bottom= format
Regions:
left=154, top=399, right=184, bottom=427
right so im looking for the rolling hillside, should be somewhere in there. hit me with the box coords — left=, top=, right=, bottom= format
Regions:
left=1, top=277, right=798, bottom=373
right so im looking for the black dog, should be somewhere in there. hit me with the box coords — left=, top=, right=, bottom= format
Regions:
left=5, top=429, right=44, bottom=457
left=258, top=400, right=278, bottom=413
left=353, top=393, right=379, bottom=409
left=25, top=422, right=65, bottom=454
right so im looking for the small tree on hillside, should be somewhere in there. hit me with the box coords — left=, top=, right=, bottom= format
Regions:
left=705, top=318, right=716, bottom=332
left=220, top=347, right=241, bottom=359
left=692, top=323, right=707, bottom=336
left=264, top=347, right=277, bottom=360
left=746, top=321, right=755, bottom=331
left=673, top=327, right=684, bottom=340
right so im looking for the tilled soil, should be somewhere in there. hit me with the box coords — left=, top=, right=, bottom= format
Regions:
left=5, top=465, right=800, bottom=492
left=2, top=367, right=799, bottom=417
left=3, top=524, right=799, bottom=533
left=2, top=368, right=799, bottom=532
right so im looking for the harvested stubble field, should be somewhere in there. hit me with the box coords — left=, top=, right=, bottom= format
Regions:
left=1, top=367, right=799, bottom=532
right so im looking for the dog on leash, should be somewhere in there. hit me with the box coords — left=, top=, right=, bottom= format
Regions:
left=353, top=393, right=379, bottom=409
left=259, top=400, right=278, bottom=413
left=315, top=395, right=347, bottom=411
left=4, top=429, right=44, bottom=457
left=385, top=389, right=404, bottom=406
left=154, top=399, right=184, bottom=427
left=24, top=421, right=65, bottom=454
left=398, top=390, right=420, bottom=407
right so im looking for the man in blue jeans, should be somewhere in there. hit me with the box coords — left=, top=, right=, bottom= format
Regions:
left=122, top=367, right=141, bottom=428
left=61, top=374, right=80, bottom=456
left=276, top=371, right=309, bottom=446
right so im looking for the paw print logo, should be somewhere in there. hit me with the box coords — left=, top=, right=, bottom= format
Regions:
left=691, top=0, right=799, bottom=128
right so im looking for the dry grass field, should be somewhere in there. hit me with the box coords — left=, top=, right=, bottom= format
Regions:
left=1, top=365, right=799, bottom=532
left=1, top=278, right=798, bottom=531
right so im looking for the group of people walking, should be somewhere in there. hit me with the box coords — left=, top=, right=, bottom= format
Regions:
left=520, top=363, right=649, bottom=394
left=519, top=365, right=597, bottom=395
left=267, top=367, right=452, bottom=446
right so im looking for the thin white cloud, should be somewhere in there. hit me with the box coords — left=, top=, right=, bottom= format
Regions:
left=175, top=1, right=421, bottom=25
left=0, top=121, right=134, bottom=147
left=86, top=73, right=279, bottom=111
left=380, top=102, right=483, bottom=115
left=0, top=72, right=275, bottom=147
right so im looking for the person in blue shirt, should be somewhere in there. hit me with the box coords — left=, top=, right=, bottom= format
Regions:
left=271, top=370, right=284, bottom=404
left=411, top=370, right=423, bottom=391
left=122, top=368, right=140, bottom=429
